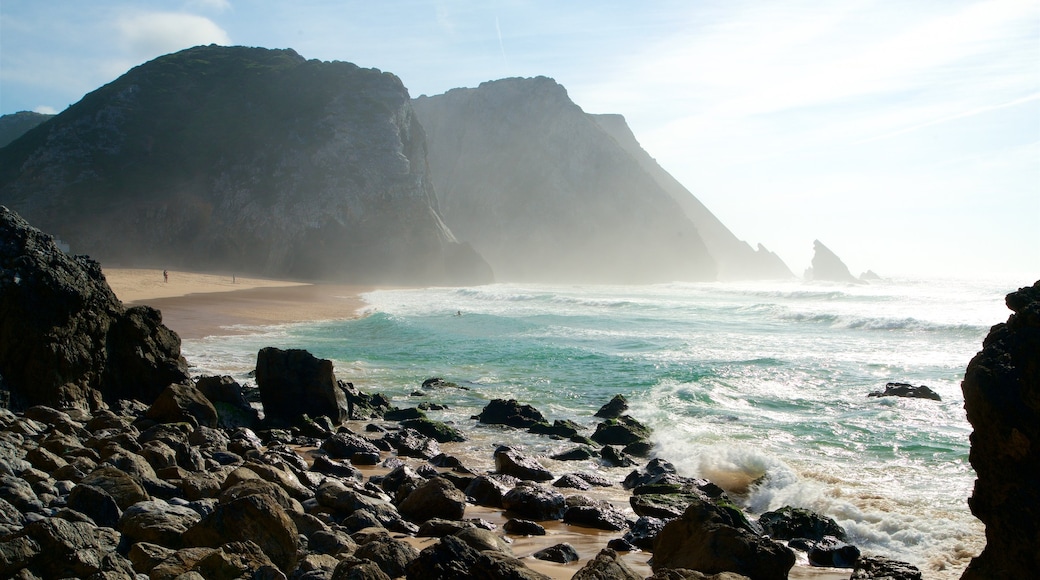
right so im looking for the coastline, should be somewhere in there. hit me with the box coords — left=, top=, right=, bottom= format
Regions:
left=103, top=268, right=376, bottom=339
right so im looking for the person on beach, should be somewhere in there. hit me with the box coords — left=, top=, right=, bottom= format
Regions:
left=163, top=269, right=168, bottom=283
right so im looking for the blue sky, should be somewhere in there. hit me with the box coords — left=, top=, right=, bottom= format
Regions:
left=2, top=0, right=1038, bottom=279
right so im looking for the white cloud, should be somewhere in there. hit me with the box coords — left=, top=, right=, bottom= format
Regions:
left=116, top=12, right=231, bottom=63
left=185, top=0, right=232, bottom=13
left=33, top=105, right=58, bottom=115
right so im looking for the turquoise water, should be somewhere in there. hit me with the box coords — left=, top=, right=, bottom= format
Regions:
left=184, top=276, right=1023, bottom=577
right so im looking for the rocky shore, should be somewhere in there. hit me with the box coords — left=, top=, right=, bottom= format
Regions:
left=2, top=205, right=1034, bottom=579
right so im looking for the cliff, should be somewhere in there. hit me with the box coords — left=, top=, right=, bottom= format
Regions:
left=0, top=111, right=52, bottom=147
left=0, top=206, right=189, bottom=410
left=961, top=280, right=1040, bottom=579
left=805, top=240, right=864, bottom=284
left=591, top=113, right=793, bottom=280
left=412, top=77, right=717, bottom=284
left=0, top=45, right=491, bottom=285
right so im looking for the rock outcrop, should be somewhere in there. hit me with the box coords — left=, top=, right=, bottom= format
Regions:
left=254, top=347, right=349, bottom=426
left=805, top=240, right=864, bottom=284
left=961, top=280, right=1040, bottom=579
left=0, top=111, right=52, bottom=148
left=413, top=77, right=717, bottom=283
left=0, top=45, right=492, bottom=286
left=0, top=206, right=189, bottom=411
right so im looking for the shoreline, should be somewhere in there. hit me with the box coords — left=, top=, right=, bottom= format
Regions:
left=103, top=268, right=377, bottom=339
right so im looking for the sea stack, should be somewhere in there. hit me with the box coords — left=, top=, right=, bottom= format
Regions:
left=805, top=240, right=864, bottom=284
left=961, top=280, right=1040, bottom=578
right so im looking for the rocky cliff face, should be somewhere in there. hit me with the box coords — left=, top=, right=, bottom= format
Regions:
left=0, top=111, right=52, bottom=148
left=0, top=45, right=491, bottom=285
left=961, top=280, right=1040, bottom=579
left=591, top=114, right=793, bottom=280
left=412, top=77, right=716, bottom=283
left=0, top=206, right=189, bottom=410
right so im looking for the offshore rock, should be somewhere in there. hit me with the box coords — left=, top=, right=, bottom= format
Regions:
left=255, top=347, right=348, bottom=427
left=805, top=240, right=864, bottom=284
left=476, top=398, right=548, bottom=428
left=961, top=280, right=1040, bottom=579
left=868, top=382, right=941, bottom=401
left=758, top=505, right=848, bottom=542
left=0, top=46, right=491, bottom=286
left=0, top=206, right=188, bottom=411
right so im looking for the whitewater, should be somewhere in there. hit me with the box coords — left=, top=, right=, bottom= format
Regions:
left=183, top=276, right=1025, bottom=578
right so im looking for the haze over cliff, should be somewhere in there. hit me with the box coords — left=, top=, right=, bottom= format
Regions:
left=0, top=45, right=491, bottom=285
left=413, top=77, right=723, bottom=283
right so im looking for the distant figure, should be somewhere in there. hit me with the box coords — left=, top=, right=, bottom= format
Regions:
left=232, top=274, right=236, bottom=284
left=163, top=269, right=168, bottom=283
left=455, top=310, right=462, bottom=317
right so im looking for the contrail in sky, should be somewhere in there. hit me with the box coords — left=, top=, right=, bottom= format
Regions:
left=856, top=92, right=1040, bottom=145
left=496, top=16, right=508, bottom=68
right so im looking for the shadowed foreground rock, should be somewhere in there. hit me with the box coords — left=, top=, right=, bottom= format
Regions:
left=0, top=206, right=189, bottom=411
left=961, top=280, right=1040, bottom=579
left=255, top=347, right=349, bottom=426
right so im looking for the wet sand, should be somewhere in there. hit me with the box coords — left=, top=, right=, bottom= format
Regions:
left=103, top=268, right=374, bottom=339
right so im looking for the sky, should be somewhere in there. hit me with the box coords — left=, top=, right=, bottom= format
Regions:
left=1, top=0, right=1038, bottom=279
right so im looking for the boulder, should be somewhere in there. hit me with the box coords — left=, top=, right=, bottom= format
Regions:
left=572, top=548, right=643, bottom=580
left=595, top=394, right=629, bottom=418
left=503, top=518, right=546, bottom=536
left=397, top=477, right=467, bottom=523
left=502, top=483, right=566, bottom=521
left=405, top=535, right=550, bottom=580
left=66, top=483, right=122, bottom=528
left=464, top=474, right=515, bottom=508
left=494, top=446, right=553, bottom=482
left=758, top=505, right=848, bottom=541
left=183, top=492, right=299, bottom=573
left=80, top=465, right=150, bottom=510
left=0, top=206, right=188, bottom=411
left=476, top=399, right=547, bottom=428
left=118, top=499, right=202, bottom=549
left=805, top=536, right=860, bottom=568
left=553, top=473, right=592, bottom=490
left=145, top=384, right=218, bottom=428
left=195, top=375, right=259, bottom=429
left=652, top=498, right=795, bottom=580
left=591, top=415, right=651, bottom=446
left=623, top=515, right=667, bottom=550
left=532, top=542, right=579, bottom=563
left=384, top=427, right=440, bottom=459
left=851, top=555, right=922, bottom=579
left=254, top=347, right=349, bottom=426
left=354, top=537, right=419, bottom=579
left=563, top=501, right=628, bottom=531
left=867, top=382, right=941, bottom=401
left=961, top=280, right=1040, bottom=579
left=400, top=417, right=466, bottom=443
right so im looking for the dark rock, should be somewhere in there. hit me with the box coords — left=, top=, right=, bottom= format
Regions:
left=850, top=555, right=922, bottom=579
left=646, top=571, right=752, bottom=579
left=384, top=407, right=425, bottom=421
left=311, top=455, right=363, bottom=481
left=319, top=431, right=382, bottom=459
left=183, top=493, right=299, bottom=573
left=309, top=529, right=358, bottom=556
left=195, top=375, right=259, bottom=429
left=595, top=394, right=629, bottom=419
left=868, top=382, right=941, bottom=401
left=623, top=515, right=667, bottom=550
left=80, top=465, right=150, bottom=510
left=532, top=542, right=579, bottom=563
left=341, top=382, right=393, bottom=420
left=806, top=536, right=860, bottom=568
left=67, top=483, right=122, bottom=528
left=600, top=445, right=636, bottom=467
left=421, top=377, right=467, bottom=390
left=192, top=540, right=282, bottom=580
left=452, top=527, right=512, bottom=555
left=0, top=474, right=43, bottom=513
left=652, top=498, right=794, bottom=580
left=21, top=516, right=128, bottom=579
left=0, top=535, right=40, bottom=578
left=127, top=541, right=175, bottom=574
left=464, top=474, right=515, bottom=508
left=118, top=499, right=202, bottom=549
left=551, top=446, right=596, bottom=461
left=397, top=477, right=467, bottom=523
left=255, top=347, right=349, bottom=427
left=145, top=383, right=218, bottom=428
left=400, top=417, right=466, bottom=443
left=553, top=473, right=592, bottom=490
left=631, top=492, right=708, bottom=520
left=476, top=399, right=547, bottom=428
left=961, top=280, right=1040, bottom=579
left=384, top=427, right=440, bottom=458
left=563, top=501, right=628, bottom=531
left=0, top=206, right=189, bottom=411
left=592, top=415, right=651, bottom=446
left=405, top=535, right=550, bottom=580
left=623, top=440, right=654, bottom=457
left=571, top=548, right=643, bottom=580
left=502, top=483, right=566, bottom=521
left=416, top=518, right=476, bottom=538
left=494, top=446, right=553, bottom=481
left=528, top=419, right=583, bottom=438
left=333, top=558, right=392, bottom=580
left=354, top=537, right=419, bottom=579
left=503, top=518, right=546, bottom=536
left=758, top=505, right=848, bottom=541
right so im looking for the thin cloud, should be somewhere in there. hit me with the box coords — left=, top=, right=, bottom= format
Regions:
left=185, top=0, right=233, bottom=13
left=856, top=92, right=1040, bottom=145
left=116, top=12, right=231, bottom=63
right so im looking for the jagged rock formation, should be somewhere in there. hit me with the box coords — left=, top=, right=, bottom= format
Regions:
left=961, top=280, right=1040, bottom=579
left=0, top=111, right=52, bottom=147
left=413, top=77, right=717, bottom=283
left=0, top=45, right=491, bottom=285
left=804, top=240, right=865, bottom=284
left=591, top=113, right=793, bottom=280
left=0, top=206, right=189, bottom=410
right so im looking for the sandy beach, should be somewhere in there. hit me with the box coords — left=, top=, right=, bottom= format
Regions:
left=103, top=268, right=375, bottom=339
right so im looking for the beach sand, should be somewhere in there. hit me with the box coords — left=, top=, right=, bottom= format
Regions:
left=102, top=267, right=852, bottom=580
left=103, top=268, right=374, bottom=339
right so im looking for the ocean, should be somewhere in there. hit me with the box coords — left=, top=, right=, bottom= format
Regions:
left=183, top=276, right=1024, bottom=578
